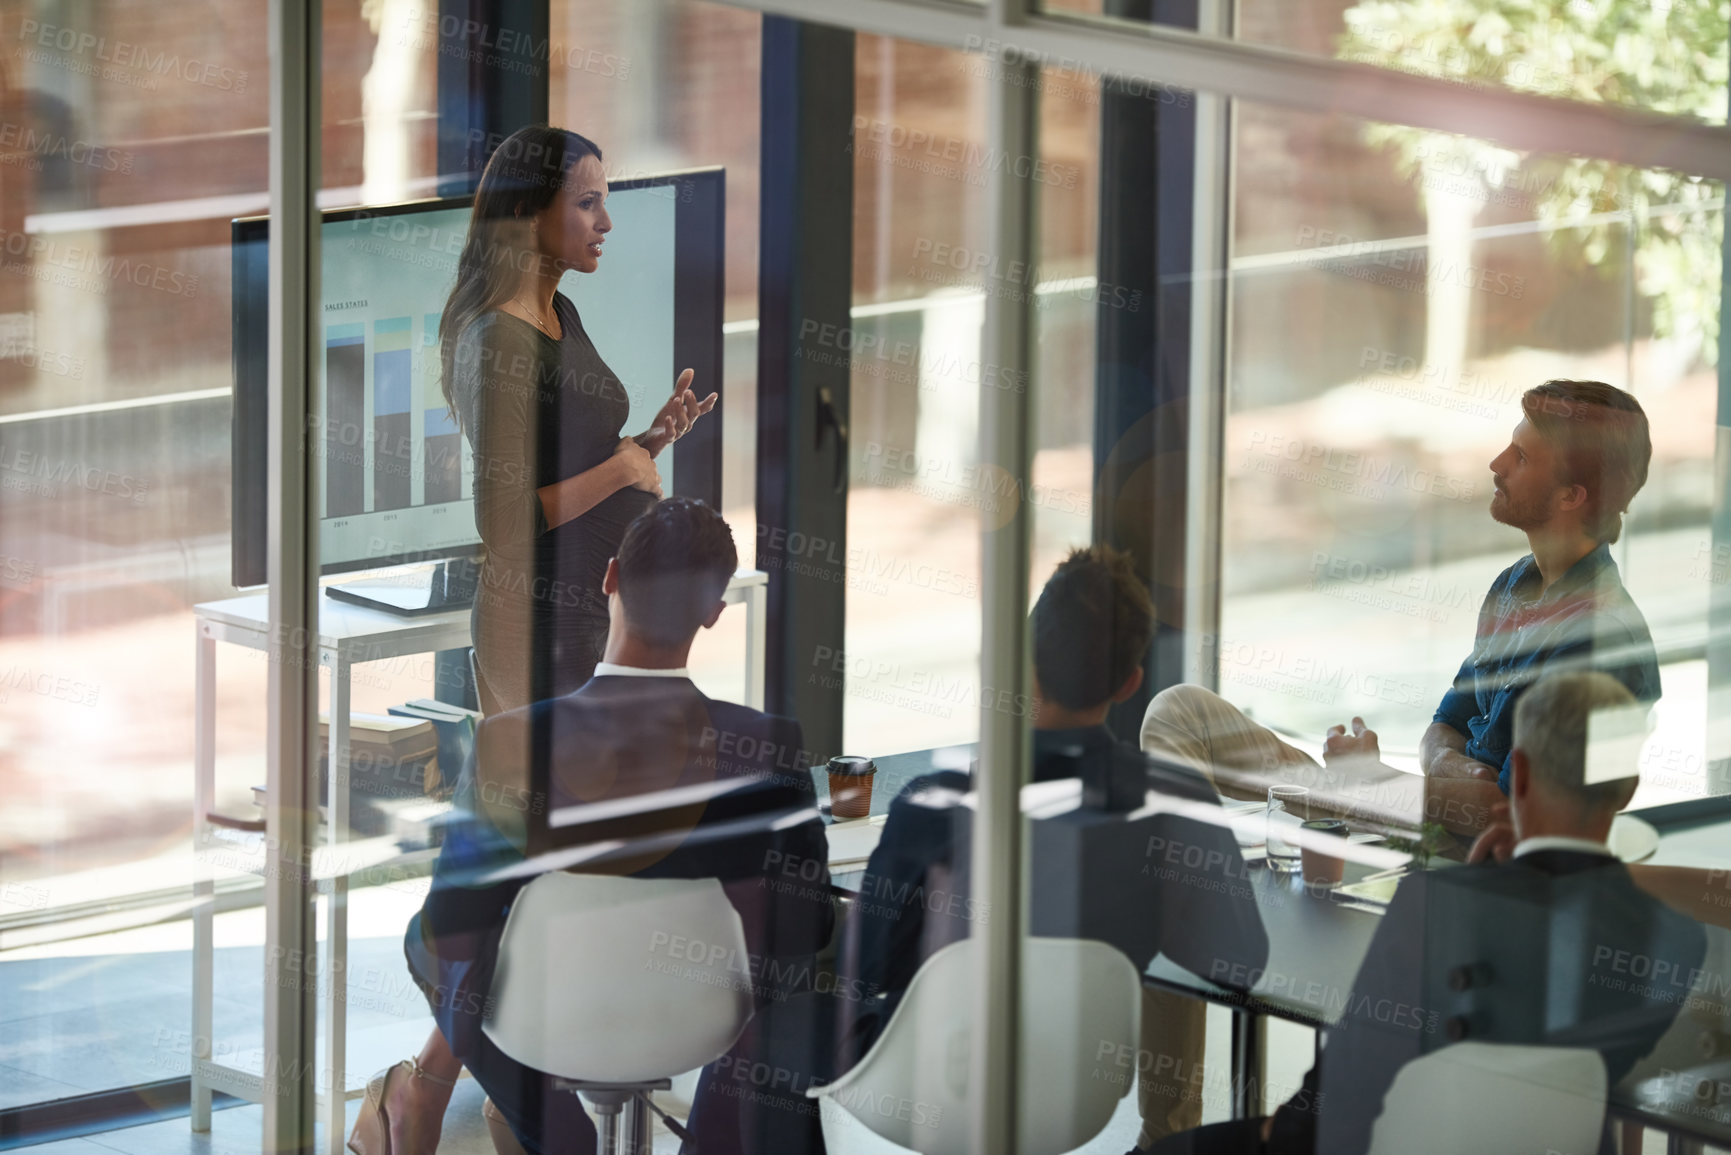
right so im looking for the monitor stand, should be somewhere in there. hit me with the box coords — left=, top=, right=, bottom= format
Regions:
left=327, top=557, right=480, bottom=617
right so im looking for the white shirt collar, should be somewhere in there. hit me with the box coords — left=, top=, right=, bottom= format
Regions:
left=1511, top=835, right=1614, bottom=861
left=592, top=661, right=690, bottom=680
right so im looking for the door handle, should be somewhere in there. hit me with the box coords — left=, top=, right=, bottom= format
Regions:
left=815, top=385, right=848, bottom=495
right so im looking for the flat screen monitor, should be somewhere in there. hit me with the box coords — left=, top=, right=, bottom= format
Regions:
left=230, top=168, right=725, bottom=590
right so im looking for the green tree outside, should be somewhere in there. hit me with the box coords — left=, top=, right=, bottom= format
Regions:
left=1338, top=0, right=1728, bottom=362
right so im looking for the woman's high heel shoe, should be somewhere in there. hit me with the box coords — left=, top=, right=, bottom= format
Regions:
left=346, top=1057, right=457, bottom=1155
left=483, top=1097, right=528, bottom=1155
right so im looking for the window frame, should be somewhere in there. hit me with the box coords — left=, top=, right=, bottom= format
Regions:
left=252, top=2, right=1731, bottom=1150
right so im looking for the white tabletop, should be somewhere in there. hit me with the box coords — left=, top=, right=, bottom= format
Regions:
left=196, top=568, right=767, bottom=652
left=195, top=587, right=472, bottom=649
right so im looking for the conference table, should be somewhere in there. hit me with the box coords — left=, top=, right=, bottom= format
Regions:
left=816, top=747, right=1731, bottom=1155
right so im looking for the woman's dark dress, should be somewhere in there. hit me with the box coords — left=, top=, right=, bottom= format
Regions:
left=452, top=292, right=655, bottom=714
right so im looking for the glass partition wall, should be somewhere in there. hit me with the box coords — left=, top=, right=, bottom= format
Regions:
left=0, top=0, right=297, bottom=1132
left=785, top=2, right=1731, bottom=1154
left=1218, top=106, right=1723, bottom=810
left=3, top=0, right=1729, bottom=1151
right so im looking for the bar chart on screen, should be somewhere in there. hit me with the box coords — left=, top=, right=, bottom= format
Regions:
left=320, top=306, right=475, bottom=565
left=315, top=204, right=482, bottom=572
left=321, top=313, right=463, bottom=511
left=228, top=178, right=717, bottom=587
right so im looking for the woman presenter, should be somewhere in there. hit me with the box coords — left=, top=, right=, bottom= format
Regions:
left=347, top=123, right=715, bottom=1155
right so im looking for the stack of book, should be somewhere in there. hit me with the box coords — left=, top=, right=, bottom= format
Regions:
left=381, top=699, right=481, bottom=846
left=385, top=698, right=482, bottom=796
left=249, top=700, right=484, bottom=845
left=319, top=713, right=439, bottom=837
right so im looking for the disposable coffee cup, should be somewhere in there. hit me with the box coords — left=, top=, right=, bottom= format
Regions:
left=1301, top=819, right=1349, bottom=887
left=827, top=756, right=876, bottom=820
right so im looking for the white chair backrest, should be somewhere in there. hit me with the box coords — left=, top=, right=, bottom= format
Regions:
left=483, top=872, right=754, bottom=1083
left=811, top=937, right=1140, bottom=1155
left=1365, top=1042, right=1607, bottom=1155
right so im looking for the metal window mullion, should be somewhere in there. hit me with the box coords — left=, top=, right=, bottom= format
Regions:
left=737, top=0, right=985, bottom=49
left=1012, top=14, right=1731, bottom=182
left=724, top=0, right=1731, bottom=184
left=974, top=0, right=1038, bottom=1147
left=1183, top=0, right=1233, bottom=690
left=264, top=0, right=320, bottom=1150
left=1710, top=65, right=1731, bottom=797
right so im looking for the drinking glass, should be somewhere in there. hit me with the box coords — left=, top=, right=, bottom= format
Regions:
left=1266, top=785, right=1310, bottom=873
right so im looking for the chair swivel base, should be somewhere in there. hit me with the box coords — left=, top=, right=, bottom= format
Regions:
left=551, top=1078, right=674, bottom=1155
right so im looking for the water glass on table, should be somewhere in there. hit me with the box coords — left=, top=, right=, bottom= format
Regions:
left=1266, top=785, right=1310, bottom=873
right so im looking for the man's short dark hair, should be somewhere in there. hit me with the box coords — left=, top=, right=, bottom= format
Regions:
left=615, top=498, right=738, bottom=648
left=1521, top=380, right=1651, bottom=544
left=1031, top=546, right=1155, bottom=711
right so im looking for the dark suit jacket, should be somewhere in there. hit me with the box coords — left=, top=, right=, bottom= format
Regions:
left=1275, top=848, right=1707, bottom=1155
left=838, top=725, right=1270, bottom=1047
left=407, top=675, right=833, bottom=1059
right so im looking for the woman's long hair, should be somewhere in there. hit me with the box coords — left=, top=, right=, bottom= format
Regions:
left=438, top=125, right=603, bottom=426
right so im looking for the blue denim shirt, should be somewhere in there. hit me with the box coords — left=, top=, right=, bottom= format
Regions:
left=1432, top=543, right=1660, bottom=793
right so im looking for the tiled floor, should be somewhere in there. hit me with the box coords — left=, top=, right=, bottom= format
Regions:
left=0, top=923, right=1703, bottom=1155
left=22, top=1078, right=1142, bottom=1155
left=0, top=890, right=1158, bottom=1153
left=15, top=1062, right=697, bottom=1154
left=23, top=1076, right=501, bottom=1155
left=0, top=939, right=433, bottom=1108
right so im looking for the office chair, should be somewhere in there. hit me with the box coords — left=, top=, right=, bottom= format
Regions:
left=1365, top=1042, right=1607, bottom=1155
left=483, top=872, right=755, bottom=1155
left=808, top=937, right=1141, bottom=1155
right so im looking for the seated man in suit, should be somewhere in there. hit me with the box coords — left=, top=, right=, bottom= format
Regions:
left=1147, top=671, right=1706, bottom=1155
left=839, top=546, right=1269, bottom=1148
left=400, top=498, right=833, bottom=1155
